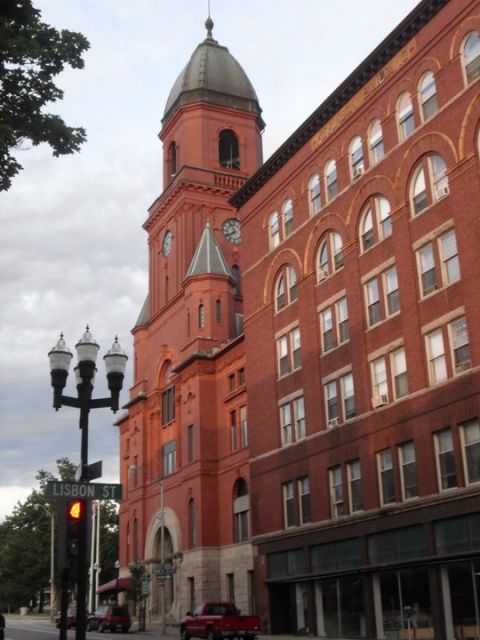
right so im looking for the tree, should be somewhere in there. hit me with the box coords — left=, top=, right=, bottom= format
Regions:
left=0, top=0, right=90, bottom=190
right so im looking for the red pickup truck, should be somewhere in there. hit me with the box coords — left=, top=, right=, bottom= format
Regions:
left=180, top=602, right=261, bottom=640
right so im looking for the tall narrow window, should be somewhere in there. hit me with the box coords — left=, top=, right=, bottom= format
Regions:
left=161, top=364, right=175, bottom=425
left=419, top=71, right=438, bottom=120
left=411, top=154, right=449, bottom=215
left=341, top=372, right=355, bottom=419
left=198, top=304, right=205, bottom=328
left=240, top=405, right=248, bottom=448
left=462, top=419, right=480, bottom=484
left=321, top=307, right=335, bottom=352
left=384, top=266, right=400, bottom=316
left=392, top=348, right=408, bottom=399
left=372, top=357, right=388, bottom=403
left=451, top=316, right=470, bottom=373
left=329, top=466, right=344, bottom=518
left=230, top=409, right=238, bottom=452
left=298, top=477, right=311, bottom=524
left=418, top=243, right=437, bottom=295
left=188, top=498, right=196, bottom=548
left=440, top=229, right=460, bottom=285
left=162, top=440, right=176, bottom=476
left=294, top=396, right=306, bottom=440
left=283, top=481, right=296, bottom=527
left=215, top=299, right=221, bottom=324
left=219, top=129, right=240, bottom=169
left=397, top=92, right=415, bottom=140
left=348, top=460, right=363, bottom=512
left=337, top=297, right=349, bottom=344
left=282, top=199, right=294, bottom=237
left=462, top=31, right=480, bottom=84
left=350, top=136, right=364, bottom=179
left=269, top=212, right=280, bottom=249
left=309, top=174, right=321, bottom=214
left=325, top=160, right=338, bottom=200
left=280, top=402, right=293, bottom=445
left=233, top=478, right=249, bottom=542
left=232, top=265, right=241, bottom=296
left=187, top=425, right=194, bottom=462
left=317, top=232, right=344, bottom=280
left=426, top=329, right=447, bottom=384
left=368, top=118, right=384, bottom=164
left=398, top=441, right=418, bottom=499
left=435, top=428, right=457, bottom=490
left=168, top=141, right=177, bottom=177
left=325, top=381, right=338, bottom=425
left=366, top=278, right=381, bottom=326
left=378, top=450, right=395, bottom=504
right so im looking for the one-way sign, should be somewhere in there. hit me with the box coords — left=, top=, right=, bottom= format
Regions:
left=45, top=480, right=122, bottom=501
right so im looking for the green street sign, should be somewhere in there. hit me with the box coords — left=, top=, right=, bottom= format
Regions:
left=45, top=480, right=122, bottom=501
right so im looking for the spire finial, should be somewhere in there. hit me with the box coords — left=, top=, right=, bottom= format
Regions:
left=205, top=0, right=214, bottom=39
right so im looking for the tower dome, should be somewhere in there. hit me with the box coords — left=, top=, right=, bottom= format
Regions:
left=163, top=17, right=264, bottom=128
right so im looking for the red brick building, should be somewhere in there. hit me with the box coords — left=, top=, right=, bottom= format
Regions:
left=120, top=0, right=480, bottom=637
left=117, top=18, right=263, bottom=619
left=231, top=0, right=480, bottom=638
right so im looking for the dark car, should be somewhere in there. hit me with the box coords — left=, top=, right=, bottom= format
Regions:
left=87, top=605, right=131, bottom=633
left=55, top=605, right=78, bottom=629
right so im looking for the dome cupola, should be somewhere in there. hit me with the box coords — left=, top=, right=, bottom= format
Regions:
left=163, top=17, right=264, bottom=128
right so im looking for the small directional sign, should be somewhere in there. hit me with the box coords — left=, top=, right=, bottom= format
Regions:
left=45, top=480, right=122, bottom=501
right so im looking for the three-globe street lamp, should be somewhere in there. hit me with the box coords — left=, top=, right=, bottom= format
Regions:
left=34, top=503, right=55, bottom=621
left=48, top=327, right=127, bottom=640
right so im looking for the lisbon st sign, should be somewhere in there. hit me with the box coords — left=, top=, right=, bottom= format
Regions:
left=45, top=480, right=122, bottom=501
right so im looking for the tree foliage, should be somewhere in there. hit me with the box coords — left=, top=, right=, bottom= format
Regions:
left=0, top=0, right=90, bottom=190
left=0, top=458, right=119, bottom=613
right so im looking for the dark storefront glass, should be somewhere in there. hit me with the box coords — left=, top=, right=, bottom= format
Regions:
left=380, top=568, right=433, bottom=639
left=369, top=525, right=426, bottom=564
left=448, top=561, right=480, bottom=640
left=435, top=513, right=480, bottom=555
left=319, top=575, right=365, bottom=638
left=268, top=549, right=305, bottom=579
left=311, top=538, right=362, bottom=573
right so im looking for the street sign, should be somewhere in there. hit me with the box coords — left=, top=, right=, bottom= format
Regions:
left=45, top=480, right=122, bottom=501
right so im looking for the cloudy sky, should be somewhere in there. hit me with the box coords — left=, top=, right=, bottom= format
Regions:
left=0, top=0, right=419, bottom=520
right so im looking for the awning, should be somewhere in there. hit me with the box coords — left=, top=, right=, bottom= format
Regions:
left=97, top=577, right=131, bottom=594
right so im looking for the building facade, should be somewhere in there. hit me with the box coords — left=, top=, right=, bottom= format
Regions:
left=231, top=0, right=480, bottom=638
left=117, top=19, right=263, bottom=620
left=119, top=0, right=480, bottom=638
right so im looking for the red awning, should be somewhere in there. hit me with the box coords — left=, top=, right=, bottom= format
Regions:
left=97, top=577, right=131, bottom=594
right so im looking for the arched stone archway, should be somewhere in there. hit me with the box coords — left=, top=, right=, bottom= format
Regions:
left=144, top=505, right=183, bottom=620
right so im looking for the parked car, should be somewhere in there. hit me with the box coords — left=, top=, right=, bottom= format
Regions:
left=55, top=605, right=78, bottom=629
left=180, top=602, right=261, bottom=640
left=87, top=605, right=131, bottom=633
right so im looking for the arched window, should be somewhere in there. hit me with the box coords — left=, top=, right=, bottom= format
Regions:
left=233, top=478, right=249, bottom=543
left=215, top=299, right=221, bottom=324
left=168, top=141, right=177, bottom=177
left=282, top=199, right=294, bottom=237
left=188, top=498, right=196, bottom=548
left=219, top=129, right=240, bottom=169
left=410, top=154, right=449, bottom=215
left=161, top=362, right=175, bottom=425
left=198, top=303, right=205, bottom=328
left=368, top=119, right=384, bottom=165
left=462, top=31, right=480, bottom=84
left=360, top=195, right=392, bottom=251
left=397, top=92, right=415, bottom=141
left=231, top=264, right=241, bottom=295
left=309, top=174, right=321, bottom=215
left=317, top=232, right=344, bottom=281
left=275, top=266, right=298, bottom=312
left=269, top=211, right=280, bottom=249
left=133, top=518, right=139, bottom=561
left=349, top=136, right=364, bottom=179
left=419, top=71, right=438, bottom=121
left=325, top=160, right=338, bottom=201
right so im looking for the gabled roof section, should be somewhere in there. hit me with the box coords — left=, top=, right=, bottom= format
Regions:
left=134, top=295, right=149, bottom=328
left=230, top=0, right=449, bottom=208
left=185, top=222, right=231, bottom=279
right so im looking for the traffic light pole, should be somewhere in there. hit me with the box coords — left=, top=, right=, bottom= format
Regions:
left=49, top=330, right=127, bottom=640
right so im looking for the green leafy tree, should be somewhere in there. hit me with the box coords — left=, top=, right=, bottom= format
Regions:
left=127, top=562, right=147, bottom=615
left=0, top=0, right=90, bottom=190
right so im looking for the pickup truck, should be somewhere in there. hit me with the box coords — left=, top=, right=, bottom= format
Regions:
left=180, top=602, right=261, bottom=640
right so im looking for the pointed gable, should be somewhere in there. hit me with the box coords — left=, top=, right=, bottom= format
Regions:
left=186, top=222, right=232, bottom=279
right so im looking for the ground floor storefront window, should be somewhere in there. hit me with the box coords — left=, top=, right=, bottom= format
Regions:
left=315, top=575, right=365, bottom=638
left=444, top=561, right=480, bottom=640
left=374, top=568, right=433, bottom=639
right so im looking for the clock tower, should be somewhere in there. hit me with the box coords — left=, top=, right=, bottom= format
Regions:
left=118, top=15, right=264, bottom=620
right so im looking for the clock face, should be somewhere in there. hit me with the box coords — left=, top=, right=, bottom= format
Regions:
left=222, top=218, right=241, bottom=244
left=162, top=230, right=173, bottom=256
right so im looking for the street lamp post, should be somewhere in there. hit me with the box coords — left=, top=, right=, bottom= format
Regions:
left=34, top=504, right=55, bottom=621
left=48, top=327, right=127, bottom=640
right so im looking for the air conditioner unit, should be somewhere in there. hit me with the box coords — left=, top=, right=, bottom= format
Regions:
left=318, top=268, right=329, bottom=281
left=435, top=185, right=449, bottom=199
left=352, top=166, right=364, bottom=179
left=372, top=394, right=388, bottom=408
left=456, top=359, right=471, bottom=372
left=328, top=417, right=339, bottom=428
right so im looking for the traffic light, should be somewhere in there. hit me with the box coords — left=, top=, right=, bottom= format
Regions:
left=66, top=499, right=86, bottom=558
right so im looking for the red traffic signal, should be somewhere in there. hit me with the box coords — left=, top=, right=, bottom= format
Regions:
left=66, top=499, right=86, bottom=558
